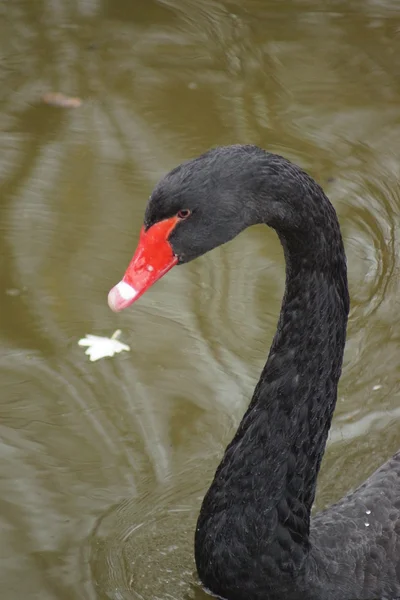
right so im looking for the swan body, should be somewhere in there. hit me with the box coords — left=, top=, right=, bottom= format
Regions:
left=108, top=145, right=400, bottom=600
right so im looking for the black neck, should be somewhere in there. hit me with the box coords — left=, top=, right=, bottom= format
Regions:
left=195, top=220, right=349, bottom=597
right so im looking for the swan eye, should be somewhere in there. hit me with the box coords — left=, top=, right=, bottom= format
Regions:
left=177, top=209, right=191, bottom=219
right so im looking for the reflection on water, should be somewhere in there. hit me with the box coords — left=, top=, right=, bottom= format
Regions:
left=1, top=0, right=400, bottom=598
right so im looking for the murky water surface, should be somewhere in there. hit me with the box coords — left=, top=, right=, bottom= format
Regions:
left=1, top=1, right=400, bottom=598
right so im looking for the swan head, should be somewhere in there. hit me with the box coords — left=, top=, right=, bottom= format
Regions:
left=108, top=145, right=331, bottom=312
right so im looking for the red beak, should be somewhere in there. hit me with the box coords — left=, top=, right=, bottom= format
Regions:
left=108, top=216, right=179, bottom=312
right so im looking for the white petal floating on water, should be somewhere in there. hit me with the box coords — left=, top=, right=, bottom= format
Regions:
left=78, top=329, right=130, bottom=362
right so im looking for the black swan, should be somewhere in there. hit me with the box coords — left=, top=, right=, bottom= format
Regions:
left=108, top=145, right=400, bottom=600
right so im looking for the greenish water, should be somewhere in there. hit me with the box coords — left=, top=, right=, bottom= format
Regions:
left=1, top=1, right=399, bottom=598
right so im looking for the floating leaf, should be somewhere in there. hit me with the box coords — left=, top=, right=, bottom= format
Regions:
left=42, top=92, right=82, bottom=108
